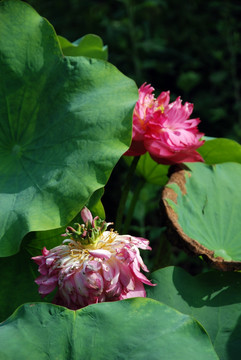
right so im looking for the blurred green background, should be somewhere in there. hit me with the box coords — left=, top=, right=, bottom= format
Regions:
left=26, top=0, right=241, bottom=140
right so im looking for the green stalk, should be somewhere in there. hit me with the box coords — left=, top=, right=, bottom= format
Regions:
left=115, top=156, right=140, bottom=232
left=122, top=177, right=145, bottom=234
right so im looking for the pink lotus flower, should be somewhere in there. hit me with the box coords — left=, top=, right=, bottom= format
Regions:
left=128, top=83, right=156, bottom=155
left=125, top=83, right=205, bottom=164
left=32, top=207, right=155, bottom=310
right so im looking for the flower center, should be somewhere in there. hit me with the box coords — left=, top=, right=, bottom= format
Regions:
left=63, top=216, right=112, bottom=246
left=156, top=104, right=165, bottom=113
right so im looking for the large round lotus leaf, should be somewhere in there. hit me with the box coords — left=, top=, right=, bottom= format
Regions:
left=0, top=0, right=138, bottom=256
left=162, top=162, right=241, bottom=270
left=0, top=301, right=218, bottom=360
left=147, top=266, right=241, bottom=360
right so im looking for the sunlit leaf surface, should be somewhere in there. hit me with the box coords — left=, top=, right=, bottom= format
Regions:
left=0, top=300, right=218, bottom=360
left=147, top=266, right=241, bottom=360
left=0, top=0, right=137, bottom=256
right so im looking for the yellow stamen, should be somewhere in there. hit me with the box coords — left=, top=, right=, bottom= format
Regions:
left=156, top=104, right=165, bottom=113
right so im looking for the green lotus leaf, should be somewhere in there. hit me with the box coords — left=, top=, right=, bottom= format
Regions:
left=58, top=33, right=108, bottom=59
left=0, top=246, right=42, bottom=322
left=198, top=138, right=241, bottom=164
left=85, top=187, right=105, bottom=219
left=0, top=300, right=218, bottom=360
left=0, top=0, right=137, bottom=256
left=147, top=266, right=241, bottom=360
left=0, top=192, right=105, bottom=322
left=24, top=227, right=65, bottom=258
left=24, top=188, right=105, bottom=257
left=162, top=162, right=241, bottom=269
left=0, top=188, right=105, bottom=321
left=124, top=152, right=169, bottom=185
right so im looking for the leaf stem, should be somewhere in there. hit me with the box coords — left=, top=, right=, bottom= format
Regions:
left=122, top=177, right=145, bottom=234
left=115, top=156, right=140, bottom=232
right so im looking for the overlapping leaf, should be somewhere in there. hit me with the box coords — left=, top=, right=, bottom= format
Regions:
left=0, top=0, right=138, bottom=256
left=147, top=266, right=241, bottom=360
left=0, top=300, right=218, bottom=359
left=58, top=34, right=108, bottom=59
left=198, top=138, right=241, bottom=164
left=124, top=152, right=169, bottom=185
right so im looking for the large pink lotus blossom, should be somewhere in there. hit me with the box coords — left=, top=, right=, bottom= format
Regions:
left=125, top=83, right=205, bottom=164
left=32, top=207, right=155, bottom=310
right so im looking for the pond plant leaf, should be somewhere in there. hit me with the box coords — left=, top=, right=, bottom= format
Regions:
left=124, top=152, right=169, bottom=186
left=147, top=266, right=241, bottom=360
left=0, top=0, right=137, bottom=256
left=0, top=245, right=48, bottom=322
left=162, top=162, right=241, bottom=270
left=24, top=188, right=105, bottom=258
left=198, top=138, right=241, bottom=164
left=0, top=187, right=106, bottom=322
left=58, top=34, right=108, bottom=59
left=0, top=300, right=218, bottom=360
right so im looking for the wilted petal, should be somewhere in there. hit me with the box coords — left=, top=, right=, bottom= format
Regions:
left=45, top=256, right=56, bottom=266
left=102, top=262, right=114, bottom=282
left=83, top=260, right=102, bottom=273
left=37, top=274, right=58, bottom=295
left=32, top=208, right=155, bottom=310
left=130, top=236, right=152, bottom=250
left=130, top=258, right=155, bottom=286
left=119, top=279, right=146, bottom=299
left=119, top=262, right=135, bottom=290
left=88, top=249, right=112, bottom=260
left=73, top=271, right=89, bottom=297
left=31, top=255, right=44, bottom=266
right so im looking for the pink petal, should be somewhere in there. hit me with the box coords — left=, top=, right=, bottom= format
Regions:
left=131, top=259, right=155, bottom=286
left=88, top=249, right=112, bottom=260
left=31, top=255, right=44, bottom=266
left=151, top=149, right=204, bottom=164
left=42, top=247, right=50, bottom=256
left=86, top=260, right=102, bottom=271
left=45, top=256, right=56, bottom=266
left=73, top=271, right=89, bottom=297
left=81, top=207, right=93, bottom=223
left=119, top=262, right=135, bottom=290
left=38, top=281, right=57, bottom=295
left=155, top=90, right=170, bottom=108
left=102, top=262, right=114, bottom=282
left=130, top=236, right=152, bottom=250
left=119, top=279, right=146, bottom=299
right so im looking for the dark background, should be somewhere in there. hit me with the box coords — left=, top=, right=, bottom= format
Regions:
left=27, top=0, right=241, bottom=141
